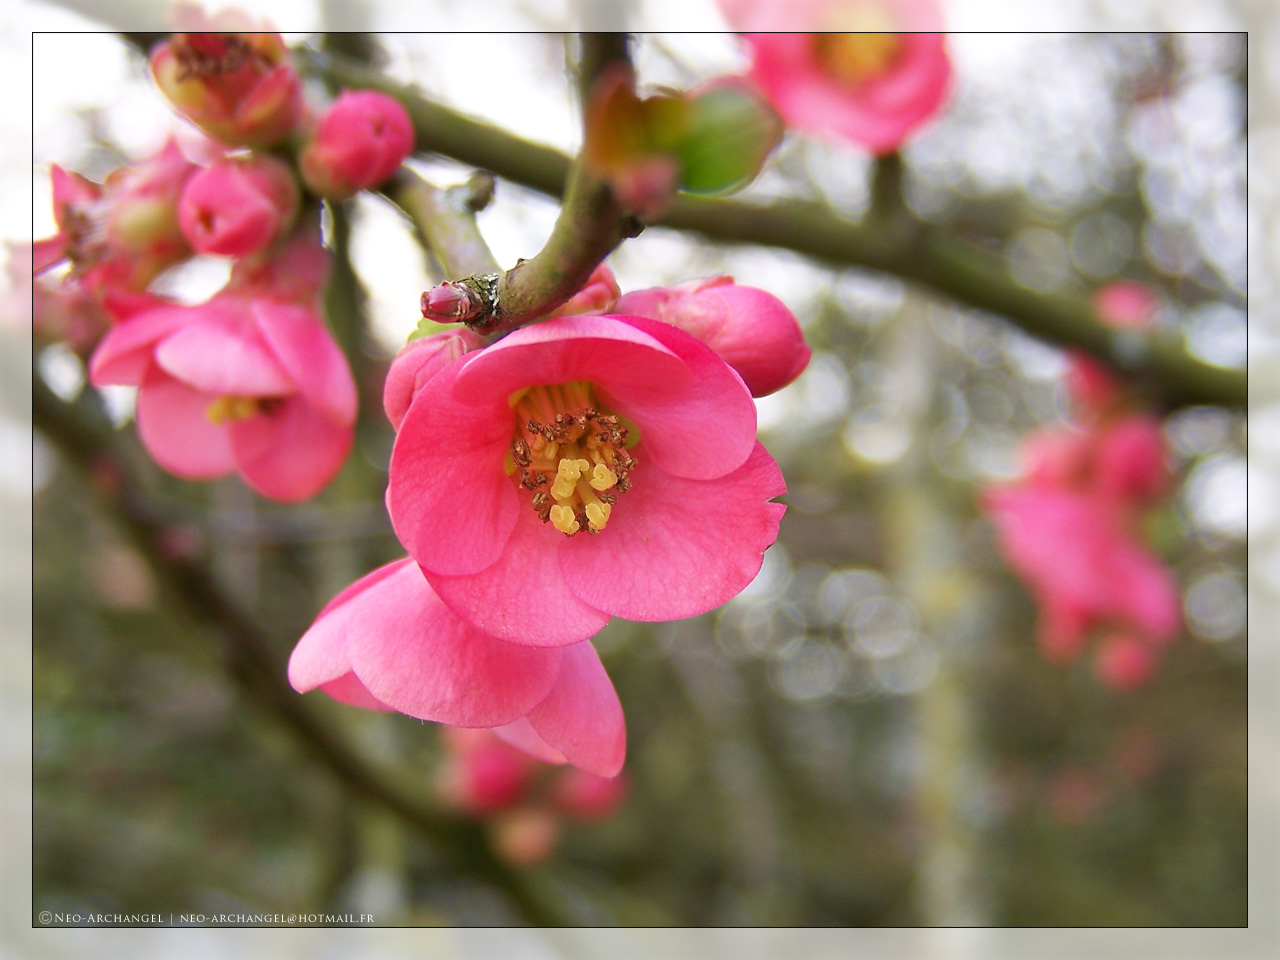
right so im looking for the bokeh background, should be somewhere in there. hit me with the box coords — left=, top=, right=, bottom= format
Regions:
left=6, top=1, right=1277, bottom=956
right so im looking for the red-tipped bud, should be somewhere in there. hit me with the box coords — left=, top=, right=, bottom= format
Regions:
left=422, top=281, right=480, bottom=322
left=179, top=154, right=299, bottom=258
left=300, top=90, right=415, bottom=199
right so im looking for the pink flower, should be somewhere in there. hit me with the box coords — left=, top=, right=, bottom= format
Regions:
left=150, top=32, right=304, bottom=148
left=614, top=276, right=810, bottom=396
left=35, top=140, right=197, bottom=292
left=178, top=154, right=299, bottom=258
left=549, top=263, right=621, bottom=318
left=552, top=767, right=629, bottom=821
left=386, top=314, right=786, bottom=647
left=287, top=557, right=627, bottom=777
left=436, top=727, right=537, bottom=814
left=1093, top=416, right=1170, bottom=506
left=722, top=0, right=952, bottom=154
left=87, top=240, right=356, bottom=502
left=300, top=90, right=415, bottom=199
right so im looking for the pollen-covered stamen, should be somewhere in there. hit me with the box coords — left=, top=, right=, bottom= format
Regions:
left=507, top=381, right=638, bottom=536
left=206, top=395, right=281, bottom=425
left=173, top=34, right=260, bottom=81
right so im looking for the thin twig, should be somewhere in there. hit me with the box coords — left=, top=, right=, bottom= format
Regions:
left=302, top=48, right=1245, bottom=410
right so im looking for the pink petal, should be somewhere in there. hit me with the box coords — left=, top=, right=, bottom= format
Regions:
left=289, top=557, right=564, bottom=727
left=383, top=330, right=484, bottom=431
left=526, top=641, right=626, bottom=778
left=289, top=558, right=409, bottom=692
left=32, top=236, right=65, bottom=274
left=252, top=301, right=357, bottom=426
left=228, top=395, right=352, bottom=502
left=388, top=361, right=521, bottom=577
left=492, top=717, right=568, bottom=765
left=449, top=314, right=689, bottom=410
left=559, top=441, right=786, bottom=621
left=321, top=672, right=396, bottom=711
left=154, top=299, right=296, bottom=397
left=427, top=501, right=611, bottom=647
left=135, top=364, right=237, bottom=478
left=89, top=306, right=192, bottom=386
left=608, top=315, right=757, bottom=479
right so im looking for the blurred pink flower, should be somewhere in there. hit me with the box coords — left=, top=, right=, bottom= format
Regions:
left=150, top=32, right=303, bottom=148
left=552, top=766, right=630, bottom=821
left=722, top=0, right=952, bottom=154
left=287, top=558, right=626, bottom=777
left=1094, top=632, right=1159, bottom=691
left=300, top=90, right=415, bottom=199
left=178, top=154, right=299, bottom=257
left=35, top=140, right=197, bottom=292
left=87, top=239, right=356, bottom=502
left=614, top=276, right=810, bottom=396
left=386, top=314, right=786, bottom=647
left=437, top=727, right=538, bottom=814
left=1068, top=280, right=1160, bottom=411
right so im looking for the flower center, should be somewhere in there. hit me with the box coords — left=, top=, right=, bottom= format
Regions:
left=812, top=8, right=903, bottom=86
left=173, top=34, right=260, bottom=81
left=206, top=395, right=280, bottom=425
left=508, top=381, right=637, bottom=536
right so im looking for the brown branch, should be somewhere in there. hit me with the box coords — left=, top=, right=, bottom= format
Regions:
left=301, top=48, right=1245, bottom=410
left=32, top=373, right=567, bottom=927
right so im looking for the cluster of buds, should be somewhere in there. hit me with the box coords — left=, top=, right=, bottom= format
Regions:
left=37, top=30, right=418, bottom=502
left=436, top=727, right=628, bottom=865
left=983, top=281, right=1180, bottom=690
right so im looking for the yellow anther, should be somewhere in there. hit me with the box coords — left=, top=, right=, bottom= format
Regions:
left=549, top=504, right=578, bottom=534
left=206, top=395, right=259, bottom=425
left=585, top=501, right=611, bottom=531
left=589, top=463, right=617, bottom=491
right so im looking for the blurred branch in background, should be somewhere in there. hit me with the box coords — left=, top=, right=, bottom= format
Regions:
left=306, top=48, right=1244, bottom=410
left=30, top=373, right=571, bottom=927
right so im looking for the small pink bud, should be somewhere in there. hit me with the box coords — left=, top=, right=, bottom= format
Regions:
left=615, top=277, right=810, bottom=396
left=422, top=281, right=478, bottom=321
left=300, top=90, right=415, bottom=199
left=493, top=809, right=560, bottom=866
left=437, top=728, right=535, bottom=815
left=384, top=329, right=486, bottom=430
left=552, top=768, right=628, bottom=821
left=1092, top=280, right=1158, bottom=331
left=1095, top=633, right=1159, bottom=691
left=179, top=155, right=299, bottom=257
left=549, top=263, right=621, bottom=318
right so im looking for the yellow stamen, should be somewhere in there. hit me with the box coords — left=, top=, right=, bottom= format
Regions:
left=585, top=501, right=611, bottom=531
left=549, top=504, right=578, bottom=535
left=589, top=463, right=617, bottom=491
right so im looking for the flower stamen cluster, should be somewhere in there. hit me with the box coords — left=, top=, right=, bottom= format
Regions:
left=508, top=382, right=636, bottom=535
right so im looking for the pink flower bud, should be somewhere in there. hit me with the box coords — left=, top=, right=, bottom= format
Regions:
left=552, top=768, right=629, bottom=821
left=437, top=728, right=536, bottom=815
left=422, top=281, right=480, bottom=322
left=1095, top=633, right=1159, bottom=691
left=615, top=276, right=811, bottom=396
left=300, top=90, right=415, bottom=199
left=549, top=263, right=621, bottom=318
left=493, top=809, right=560, bottom=866
left=1092, top=280, right=1158, bottom=331
left=150, top=33, right=303, bottom=148
left=383, top=329, right=486, bottom=430
left=224, top=229, right=331, bottom=308
left=179, top=155, right=299, bottom=258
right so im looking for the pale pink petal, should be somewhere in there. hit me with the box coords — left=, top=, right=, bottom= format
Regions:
left=289, top=557, right=563, bottom=726
left=559, top=441, right=786, bottom=621
left=228, top=395, right=352, bottom=502
left=289, top=558, right=409, bottom=692
left=383, top=330, right=484, bottom=431
left=607, top=315, right=757, bottom=479
left=388, top=361, right=521, bottom=576
left=345, top=563, right=564, bottom=727
left=89, top=306, right=192, bottom=386
left=253, top=301, right=357, bottom=426
left=526, top=642, right=625, bottom=777
left=154, top=299, right=296, bottom=396
left=135, top=364, right=236, bottom=478
left=32, top=236, right=65, bottom=274
left=449, top=314, right=689, bottom=410
left=321, top=672, right=396, bottom=711
left=1107, top=542, right=1181, bottom=642
left=492, top=717, right=568, bottom=765
left=427, top=502, right=611, bottom=647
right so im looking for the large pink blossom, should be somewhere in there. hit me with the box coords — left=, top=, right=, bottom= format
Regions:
left=614, top=276, right=810, bottom=397
left=87, top=238, right=356, bottom=502
left=287, top=557, right=626, bottom=777
left=721, top=0, right=952, bottom=154
left=386, top=313, right=787, bottom=647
